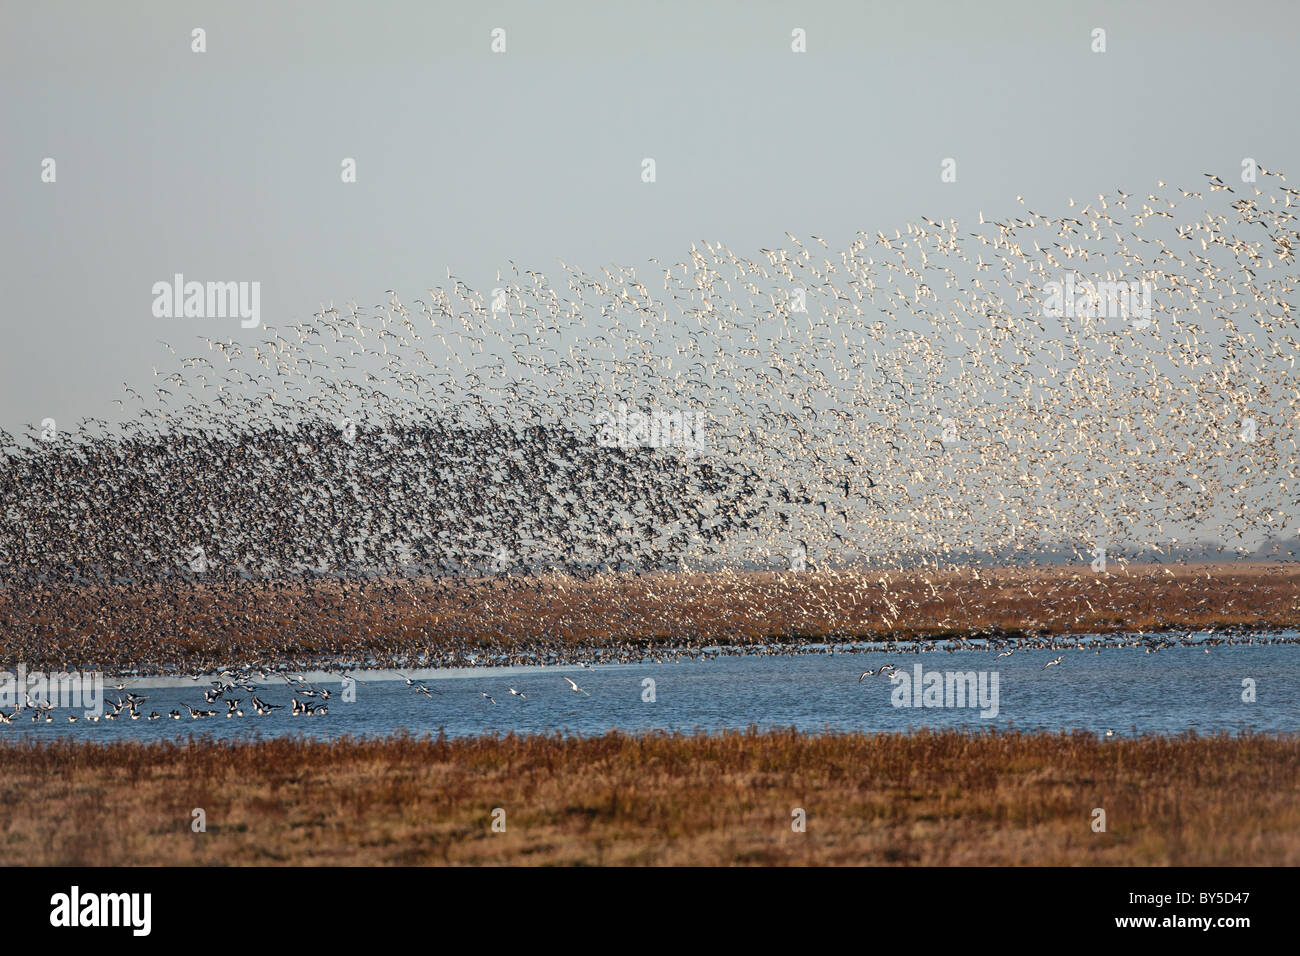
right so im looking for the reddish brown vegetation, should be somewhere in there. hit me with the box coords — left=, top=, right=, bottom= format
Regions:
left=0, top=729, right=1295, bottom=865
left=1, top=562, right=1297, bottom=672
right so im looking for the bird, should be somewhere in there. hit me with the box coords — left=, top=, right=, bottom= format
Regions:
left=562, top=676, right=590, bottom=696
left=397, top=673, right=440, bottom=697
left=858, top=666, right=895, bottom=681
left=0, top=166, right=1296, bottom=726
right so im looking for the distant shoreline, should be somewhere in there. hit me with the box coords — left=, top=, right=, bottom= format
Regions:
left=2, top=561, right=1297, bottom=675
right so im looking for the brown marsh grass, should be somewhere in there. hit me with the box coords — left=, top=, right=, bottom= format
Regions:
left=1, top=729, right=1296, bottom=865
left=2, top=561, right=1298, bottom=671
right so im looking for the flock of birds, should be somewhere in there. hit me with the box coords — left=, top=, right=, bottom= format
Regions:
left=1, top=170, right=1299, bottom=682
left=0, top=661, right=606, bottom=726
left=0, top=669, right=329, bottom=725
left=4, top=624, right=1290, bottom=731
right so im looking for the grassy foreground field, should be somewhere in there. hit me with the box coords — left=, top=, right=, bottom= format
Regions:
left=2, top=729, right=1296, bottom=865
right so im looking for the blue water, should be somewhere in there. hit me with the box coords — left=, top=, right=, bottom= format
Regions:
left=4, top=638, right=1298, bottom=741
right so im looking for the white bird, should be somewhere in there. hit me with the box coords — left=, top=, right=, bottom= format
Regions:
left=858, top=665, right=895, bottom=681
left=562, top=676, right=590, bottom=696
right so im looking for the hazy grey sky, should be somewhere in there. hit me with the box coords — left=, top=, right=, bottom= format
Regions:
left=2, top=0, right=1295, bottom=434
